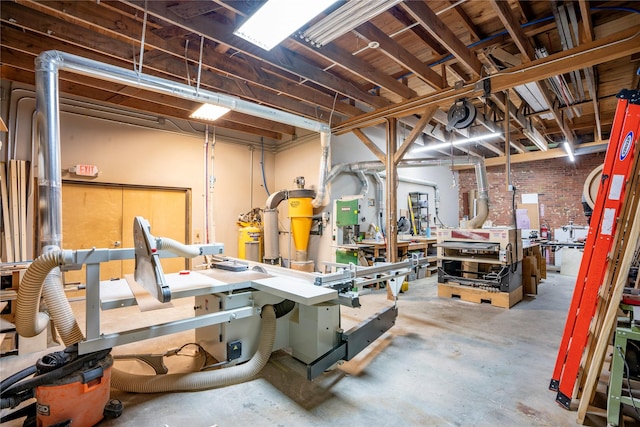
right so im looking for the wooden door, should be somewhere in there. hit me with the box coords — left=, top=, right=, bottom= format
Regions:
left=62, top=183, right=189, bottom=285
left=121, top=187, right=189, bottom=275
left=62, top=183, right=123, bottom=284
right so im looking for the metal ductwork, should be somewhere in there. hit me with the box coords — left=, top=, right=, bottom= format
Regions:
left=34, top=50, right=331, bottom=251
left=325, top=156, right=489, bottom=229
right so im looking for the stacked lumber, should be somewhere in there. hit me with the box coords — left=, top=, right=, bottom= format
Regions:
left=0, top=160, right=30, bottom=262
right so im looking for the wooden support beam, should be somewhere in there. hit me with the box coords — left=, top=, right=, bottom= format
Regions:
left=335, top=25, right=640, bottom=136
left=504, top=91, right=512, bottom=192
left=128, top=0, right=390, bottom=109
left=401, top=1, right=483, bottom=77
left=489, top=0, right=536, bottom=60
left=13, top=0, right=362, bottom=119
left=352, top=128, right=386, bottom=163
left=393, top=106, right=438, bottom=165
left=296, top=40, right=418, bottom=100
left=489, top=0, right=576, bottom=144
left=354, top=22, right=444, bottom=90
left=490, top=25, right=640, bottom=92
left=386, top=118, right=398, bottom=268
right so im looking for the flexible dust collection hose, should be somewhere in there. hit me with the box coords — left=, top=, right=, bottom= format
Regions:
left=156, top=237, right=201, bottom=258
left=110, top=305, right=276, bottom=393
left=15, top=250, right=84, bottom=346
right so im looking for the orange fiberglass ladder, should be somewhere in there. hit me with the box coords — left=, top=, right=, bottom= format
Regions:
left=550, top=89, right=640, bottom=409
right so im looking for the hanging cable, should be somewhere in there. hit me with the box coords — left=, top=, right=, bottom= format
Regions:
left=137, top=0, right=148, bottom=75
left=196, top=35, right=204, bottom=95
left=260, top=137, right=270, bottom=196
left=184, top=39, right=191, bottom=85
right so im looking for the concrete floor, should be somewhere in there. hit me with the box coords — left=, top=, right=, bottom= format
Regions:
left=1, top=272, right=635, bottom=426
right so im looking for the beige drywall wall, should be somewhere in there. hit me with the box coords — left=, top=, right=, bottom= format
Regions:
left=210, top=141, right=273, bottom=256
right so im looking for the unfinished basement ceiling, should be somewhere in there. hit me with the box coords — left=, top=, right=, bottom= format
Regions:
left=1, top=1, right=639, bottom=160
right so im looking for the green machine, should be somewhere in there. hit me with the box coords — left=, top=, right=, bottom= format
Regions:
left=334, top=198, right=361, bottom=265
left=608, top=303, right=640, bottom=426
left=336, top=199, right=359, bottom=228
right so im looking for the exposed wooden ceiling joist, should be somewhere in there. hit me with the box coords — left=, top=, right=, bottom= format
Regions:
left=0, top=0, right=636, bottom=162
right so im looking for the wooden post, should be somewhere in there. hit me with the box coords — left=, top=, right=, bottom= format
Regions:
left=503, top=91, right=511, bottom=192
left=386, top=117, right=398, bottom=264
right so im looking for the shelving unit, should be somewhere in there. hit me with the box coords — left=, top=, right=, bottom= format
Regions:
left=0, top=263, right=49, bottom=356
left=1, top=266, right=24, bottom=356
left=408, top=192, right=429, bottom=236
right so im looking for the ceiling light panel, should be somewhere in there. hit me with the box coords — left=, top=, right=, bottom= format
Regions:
left=300, top=0, right=403, bottom=47
left=411, top=131, right=502, bottom=154
left=234, top=0, right=338, bottom=51
left=190, top=104, right=230, bottom=121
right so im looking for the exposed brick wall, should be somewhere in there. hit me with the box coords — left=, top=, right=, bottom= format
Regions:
left=457, top=153, right=606, bottom=235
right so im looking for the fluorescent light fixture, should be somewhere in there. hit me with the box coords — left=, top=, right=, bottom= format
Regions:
left=563, top=141, right=575, bottom=162
left=190, top=104, right=230, bottom=121
left=234, top=0, right=338, bottom=51
left=300, top=0, right=402, bottom=47
left=514, top=82, right=554, bottom=120
left=412, top=131, right=501, bottom=154
left=522, top=127, right=548, bottom=151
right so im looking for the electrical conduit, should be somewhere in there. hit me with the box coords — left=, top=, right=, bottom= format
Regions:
left=110, top=305, right=276, bottom=393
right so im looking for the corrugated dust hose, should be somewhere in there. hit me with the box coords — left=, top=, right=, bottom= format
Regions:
left=110, top=305, right=276, bottom=393
left=15, top=250, right=84, bottom=346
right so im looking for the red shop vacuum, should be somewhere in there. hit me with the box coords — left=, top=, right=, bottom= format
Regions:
left=1, top=345, right=122, bottom=426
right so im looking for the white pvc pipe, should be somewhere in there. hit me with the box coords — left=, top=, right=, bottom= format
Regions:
left=312, top=132, right=331, bottom=208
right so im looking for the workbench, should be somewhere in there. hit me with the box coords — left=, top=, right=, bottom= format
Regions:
left=358, top=237, right=436, bottom=260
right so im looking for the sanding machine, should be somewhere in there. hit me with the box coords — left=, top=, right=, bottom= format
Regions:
left=436, top=227, right=523, bottom=292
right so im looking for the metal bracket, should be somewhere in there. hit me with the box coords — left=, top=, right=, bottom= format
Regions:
left=306, top=305, right=398, bottom=380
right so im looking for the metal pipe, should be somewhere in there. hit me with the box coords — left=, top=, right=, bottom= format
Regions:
left=34, top=50, right=331, bottom=252
left=35, top=54, right=63, bottom=249
left=355, top=171, right=369, bottom=197
left=373, top=173, right=385, bottom=231
left=39, top=51, right=330, bottom=133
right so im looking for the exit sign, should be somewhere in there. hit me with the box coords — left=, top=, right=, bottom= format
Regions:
left=72, top=164, right=99, bottom=177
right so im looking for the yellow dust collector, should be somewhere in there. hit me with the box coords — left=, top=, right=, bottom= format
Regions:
left=289, top=196, right=313, bottom=262
left=238, top=226, right=262, bottom=262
